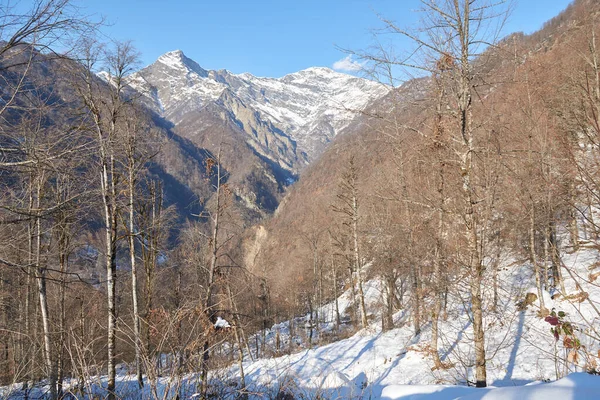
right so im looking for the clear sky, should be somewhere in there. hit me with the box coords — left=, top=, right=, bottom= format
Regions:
left=79, top=0, right=574, bottom=77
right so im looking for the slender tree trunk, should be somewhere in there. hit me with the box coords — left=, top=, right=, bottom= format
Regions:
left=227, top=284, right=247, bottom=399
left=569, top=195, right=579, bottom=252
left=383, top=273, right=395, bottom=331
left=311, top=245, right=320, bottom=339
left=307, top=295, right=314, bottom=348
left=456, top=1, right=486, bottom=386
left=128, top=166, right=143, bottom=388
left=329, top=241, right=341, bottom=331
left=349, top=264, right=357, bottom=324
left=530, top=208, right=546, bottom=312
left=34, top=174, right=57, bottom=399
left=549, top=222, right=567, bottom=295
left=432, top=107, right=446, bottom=366
left=318, top=255, right=323, bottom=331
left=78, top=296, right=85, bottom=392
left=23, top=186, right=34, bottom=400
left=470, top=267, right=486, bottom=387
left=464, top=144, right=488, bottom=388
left=492, top=242, right=500, bottom=313
left=175, top=268, right=184, bottom=376
left=143, top=184, right=159, bottom=360
left=261, top=279, right=269, bottom=354
left=410, top=265, right=421, bottom=336
left=335, top=157, right=368, bottom=329
left=352, top=198, right=368, bottom=329
left=333, top=262, right=341, bottom=331
left=200, top=149, right=223, bottom=399
left=586, top=191, right=597, bottom=240
left=431, top=251, right=443, bottom=368
left=103, top=154, right=118, bottom=400
left=57, top=228, right=68, bottom=398
left=397, top=145, right=419, bottom=336
left=288, top=316, right=294, bottom=355
left=543, top=224, right=551, bottom=290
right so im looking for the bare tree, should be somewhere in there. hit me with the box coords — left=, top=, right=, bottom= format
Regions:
left=333, top=155, right=369, bottom=329
left=354, top=0, right=510, bottom=387
left=74, top=40, right=138, bottom=399
left=194, top=143, right=237, bottom=398
left=119, top=93, right=161, bottom=389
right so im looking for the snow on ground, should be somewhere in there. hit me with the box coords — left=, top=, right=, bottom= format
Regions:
left=381, top=372, right=600, bottom=399
left=2, top=245, right=600, bottom=399
left=217, top=245, right=600, bottom=399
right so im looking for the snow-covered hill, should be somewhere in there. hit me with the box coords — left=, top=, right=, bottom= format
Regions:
left=210, top=244, right=599, bottom=399
left=127, top=50, right=389, bottom=171
left=4, top=244, right=599, bottom=399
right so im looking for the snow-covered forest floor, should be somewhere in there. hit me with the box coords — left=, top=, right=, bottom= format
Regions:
left=2, top=244, right=600, bottom=399
left=213, top=245, right=600, bottom=399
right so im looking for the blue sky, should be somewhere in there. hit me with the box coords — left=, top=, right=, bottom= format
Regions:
left=80, top=0, right=574, bottom=77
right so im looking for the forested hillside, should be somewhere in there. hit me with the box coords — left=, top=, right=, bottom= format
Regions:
left=246, top=0, right=600, bottom=389
left=1, top=0, right=600, bottom=399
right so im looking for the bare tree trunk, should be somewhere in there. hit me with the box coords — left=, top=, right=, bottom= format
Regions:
left=457, top=1, right=487, bottom=386
left=23, top=181, right=35, bottom=400
left=349, top=264, right=357, bottom=324
left=78, top=297, right=85, bottom=392
left=105, top=154, right=118, bottom=400
left=543, top=224, right=551, bottom=290
left=311, top=245, right=320, bottom=339
left=200, top=147, right=224, bottom=399
left=334, top=156, right=368, bottom=329
left=410, top=265, right=421, bottom=336
left=462, top=111, right=487, bottom=386
left=397, top=146, right=419, bottom=336
left=569, top=188, right=580, bottom=251
left=530, top=208, right=546, bottom=312
left=227, top=284, right=247, bottom=400
left=329, top=236, right=341, bottom=331
left=34, top=173, right=57, bottom=399
left=382, top=273, right=395, bottom=331
left=76, top=42, right=141, bottom=399
left=352, top=197, right=368, bottom=329
left=318, top=255, right=323, bottom=331
left=288, top=316, right=294, bottom=355
left=128, top=164, right=143, bottom=388
left=143, top=182, right=161, bottom=363
left=432, top=92, right=446, bottom=367
left=549, top=222, right=567, bottom=295
left=333, top=266, right=341, bottom=330
left=470, top=266, right=486, bottom=387
left=431, top=244, right=443, bottom=368
left=307, top=295, right=314, bottom=348
left=355, top=268, right=368, bottom=329
left=57, top=223, right=69, bottom=398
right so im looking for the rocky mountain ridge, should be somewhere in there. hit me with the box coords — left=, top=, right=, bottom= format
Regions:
left=127, top=50, right=389, bottom=173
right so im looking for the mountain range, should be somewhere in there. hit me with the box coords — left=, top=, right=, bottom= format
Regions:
left=127, top=50, right=388, bottom=175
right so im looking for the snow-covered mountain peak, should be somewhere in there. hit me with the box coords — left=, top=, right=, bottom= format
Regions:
left=282, top=67, right=336, bottom=79
left=96, top=70, right=111, bottom=82
left=127, top=52, right=390, bottom=171
left=156, top=49, right=208, bottom=77
left=292, top=66, right=336, bottom=75
left=156, top=50, right=187, bottom=69
left=159, top=49, right=184, bottom=59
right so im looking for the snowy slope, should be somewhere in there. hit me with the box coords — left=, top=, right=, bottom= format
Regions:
left=381, top=373, right=600, bottom=399
left=213, top=245, right=600, bottom=399
left=127, top=50, right=389, bottom=170
left=2, top=245, right=600, bottom=399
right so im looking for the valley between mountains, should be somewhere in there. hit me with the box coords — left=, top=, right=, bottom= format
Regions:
left=1, top=0, right=600, bottom=399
